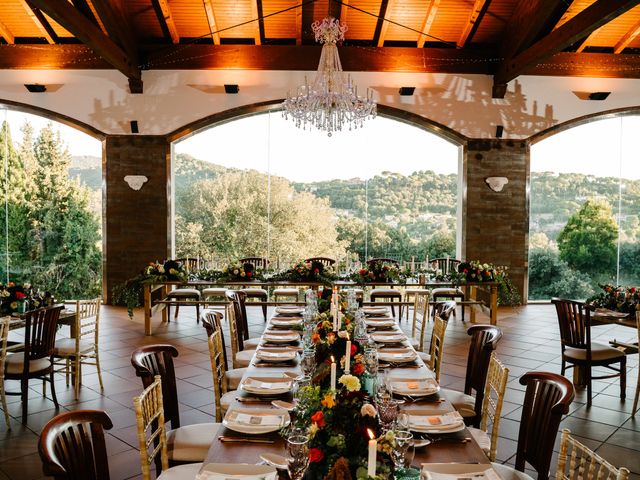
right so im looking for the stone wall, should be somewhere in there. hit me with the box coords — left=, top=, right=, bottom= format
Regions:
left=103, top=135, right=171, bottom=303
left=462, top=139, right=529, bottom=302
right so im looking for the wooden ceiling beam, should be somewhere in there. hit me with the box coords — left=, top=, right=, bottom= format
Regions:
left=0, top=19, right=15, bottom=44
left=19, top=1, right=57, bottom=44
left=151, top=0, right=180, bottom=44
left=296, top=1, right=303, bottom=45
left=89, top=0, right=138, bottom=61
left=27, top=0, right=141, bottom=91
left=328, top=0, right=342, bottom=20
left=614, top=17, right=640, bottom=53
left=71, top=0, right=100, bottom=27
left=457, top=0, right=491, bottom=48
left=493, top=0, right=640, bottom=97
left=251, top=0, right=263, bottom=46
left=417, top=0, right=440, bottom=48
left=202, top=0, right=220, bottom=45
left=373, top=0, right=390, bottom=47
left=301, top=0, right=315, bottom=44
left=574, top=27, right=602, bottom=53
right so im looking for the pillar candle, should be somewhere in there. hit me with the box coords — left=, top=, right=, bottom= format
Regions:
left=330, top=357, right=337, bottom=391
left=367, top=429, right=377, bottom=477
left=344, top=337, right=351, bottom=374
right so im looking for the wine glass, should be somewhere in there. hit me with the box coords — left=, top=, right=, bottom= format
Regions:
left=286, top=433, right=310, bottom=480
left=292, top=374, right=311, bottom=403
left=391, top=430, right=414, bottom=473
left=375, top=393, right=401, bottom=432
left=301, top=348, right=316, bottom=377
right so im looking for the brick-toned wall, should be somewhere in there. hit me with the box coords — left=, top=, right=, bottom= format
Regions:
left=103, top=135, right=171, bottom=303
left=462, top=139, right=529, bottom=302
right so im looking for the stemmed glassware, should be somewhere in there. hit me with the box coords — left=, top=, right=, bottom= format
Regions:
left=286, top=431, right=310, bottom=480
left=391, top=430, right=414, bottom=475
left=374, top=392, right=401, bottom=432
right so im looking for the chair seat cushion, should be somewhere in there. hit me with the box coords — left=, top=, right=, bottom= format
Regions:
left=440, top=388, right=476, bottom=418
left=409, top=337, right=421, bottom=351
left=468, top=427, right=491, bottom=455
left=370, top=288, right=401, bottom=297
left=234, top=349, right=254, bottom=368
left=432, top=287, right=464, bottom=296
left=273, top=288, right=298, bottom=296
left=405, top=288, right=430, bottom=297
left=220, top=389, right=242, bottom=415
left=224, top=368, right=247, bottom=390
left=167, top=289, right=201, bottom=298
left=418, top=351, right=431, bottom=363
left=565, top=342, right=626, bottom=361
left=240, top=288, right=268, bottom=298
left=243, top=337, right=261, bottom=349
left=166, top=423, right=221, bottom=462
left=53, top=338, right=94, bottom=356
left=157, top=462, right=203, bottom=480
left=202, top=288, right=227, bottom=298
left=5, top=352, right=51, bottom=375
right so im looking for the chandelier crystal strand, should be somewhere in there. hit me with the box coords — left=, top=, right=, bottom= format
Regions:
left=283, top=17, right=376, bottom=136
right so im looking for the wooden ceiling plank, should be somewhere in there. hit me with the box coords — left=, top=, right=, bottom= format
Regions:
left=614, top=17, right=640, bottom=53
left=340, top=0, right=350, bottom=25
left=251, top=0, right=263, bottom=46
left=89, top=0, right=138, bottom=61
left=575, top=27, right=602, bottom=53
left=494, top=0, right=640, bottom=94
left=151, top=0, right=180, bottom=44
left=417, top=0, right=440, bottom=48
left=373, top=0, right=391, bottom=47
left=0, top=19, right=15, bottom=44
left=27, top=0, right=141, bottom=89
left=296, top=1, right=302, bottom=45
left=19, top=0, right=57, bottom=44
left=202, top=0, right=221, bottom=45
left=457, top=0, right=492, bottom=48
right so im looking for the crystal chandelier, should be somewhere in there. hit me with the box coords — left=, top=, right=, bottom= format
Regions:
left=282, top=17, right=377, bottom=136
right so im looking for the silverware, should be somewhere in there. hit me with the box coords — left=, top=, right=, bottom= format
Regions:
left=236, top=396, right=276, bottom=403
left=218, top=436, right=275, bottom=444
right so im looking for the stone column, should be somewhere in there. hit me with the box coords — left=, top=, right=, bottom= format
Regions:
left=461, top=139, right=529, bottom=302
left=103, top=135, right=171, bottom=303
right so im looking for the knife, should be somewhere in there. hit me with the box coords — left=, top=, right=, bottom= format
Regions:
left=218, top=436, right=275, bottom=444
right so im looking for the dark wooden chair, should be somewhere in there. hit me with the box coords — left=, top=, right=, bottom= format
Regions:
left=39, top=409, right=113, bottom=480
left=431, top=257, right=466, bottom=321
left=239, top=257, right=269, bottom=269
left=174, top=257, right=199, bottom=273
left=367, top=257, right=400, bottom=267
left=441, top=325, right=503, bottom=427
left=514, top=372, right=574, bottom=480
left=166, top=258, right=201, bottom=322
left=305, top=257, right=336, bottom=266
left=367, top=258, right=402, bottom=318
left=238, top=257, right=269, bottom=322
left=430, top=257, right=461, bottom=274
left=552, top=298, right=626, bottom=406
left=5, top=305, right=63, bottom=423
left=224, top=291, right=256, bottom=368
left=131, top=344, right=220, bottom=471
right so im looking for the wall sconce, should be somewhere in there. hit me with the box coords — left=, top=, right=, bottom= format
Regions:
left=124, top=175, right=148, bottom=190
left=485, top=177, right=509, bottom=192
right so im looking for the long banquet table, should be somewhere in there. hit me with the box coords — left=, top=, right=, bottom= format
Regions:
left=203, top=305, right=490, bottom=478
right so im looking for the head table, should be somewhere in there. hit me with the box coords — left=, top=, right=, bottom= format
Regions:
left=202, top=305, right=492, bottom=479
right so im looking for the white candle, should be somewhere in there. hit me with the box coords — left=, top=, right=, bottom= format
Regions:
left=330, top=356, right=337, bottom=391
left=344, top=338, right=352, bottom=374
left=367, top=429, right=377, bottom=477
left=197, top=254, right=200, bottom=270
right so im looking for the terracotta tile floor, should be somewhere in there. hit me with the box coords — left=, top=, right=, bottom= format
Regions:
left=1, top=304, right=639, bottom=479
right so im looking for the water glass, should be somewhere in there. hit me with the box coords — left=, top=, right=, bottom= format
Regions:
left=375, top=393, right=401, bottom=431
left=301, top=348, right=316, bottom=377
left=364, top=341, right=378, bottom=374
left=391, top=430, right=414, bottom=472
left=286, top=433, right=310, bottom=480
left=292, top=375, right=312, bottom=403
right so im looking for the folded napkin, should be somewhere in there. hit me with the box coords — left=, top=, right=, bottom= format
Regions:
left=243, top=378, right=291, bottom=390
left=422, top=467, right=500, bottom=480
left=391, top=378, right=437, bottom=393
left=197, top=463, right=277, bottom=480
left=409, top=411, right=463, bottom=430
left=233, top=413, right=283, bottom=426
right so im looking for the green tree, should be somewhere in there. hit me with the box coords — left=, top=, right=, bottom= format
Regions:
left=528, top=247, right=595, bottom=300
left=557, top=199, right=618, bottom=276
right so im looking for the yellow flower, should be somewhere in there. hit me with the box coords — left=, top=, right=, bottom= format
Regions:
left=240, top=271, right=246, bottom=277
left=321, top=393, right=336, bottom=408
left=308, top=423, right=319, bottom=438
left=339, top=374, right=361, bottom=392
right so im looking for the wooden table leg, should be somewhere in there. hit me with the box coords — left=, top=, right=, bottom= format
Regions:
left=144, top=284, right=152, bottom=336
left=490, top=285, right=498, bottom=326
left=469, top=285, right=477, bottom=324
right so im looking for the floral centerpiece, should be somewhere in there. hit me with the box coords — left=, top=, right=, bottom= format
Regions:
left=351, top=261, right=400, bottom=284
left=450, top=261, right=505, bottom=283
left=113, top=259, right=189, bottom=318
left=588, top=284, right=640, bottom=315
left=271, top=260, right=337, bottom=285
left=220, top=262, right=262, bottom=281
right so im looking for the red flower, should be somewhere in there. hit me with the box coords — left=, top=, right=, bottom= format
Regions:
left=311, top=410, right=325, bottom=427
left=359, top=269, right=368, bottom=275
left=15, top=292, right=26, bottom=299
left=463, top=268, right=468, bottom=273
left=247, top=271, right=253, bottom=278
left=352, top=363, right=365, bottom=375
left=314, top=268, right=320, bottom=274
left=309, top=448, right=325, bottom=463
left=350, top=344, right=357, bottom=356
left=631, top=288, right=637, bottom=294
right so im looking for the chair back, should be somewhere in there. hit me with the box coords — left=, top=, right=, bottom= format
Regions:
left=226, top=290, right=248, bottom=349
left=429, top=315, right=448, bottom=383
left=133, top=376, right=169, bottom=480
left=0, top=317, right=8, bottom=377
left=239, top=257, right=269, bottom=269
left=433, top=301, right=456, bottom=321
left=480, top=354, right=510, bottom=462
left=305, top=257, right=336, bottom=266
left=24, top=305, right=63, bottom=367
left=367, top=258, right=399, bottom=267
left=68, top=298, right=101, bottom=353
left=516, top=372, right=575, bottom=480
left=552, top=298, right=591, bottom=354
left=556, top=428, right=629, bottom=480
left=411, top=291, right=430, bottom=352
left=465, top=325, right=503, bottom=425
left=207, top=328, right=228, bottom=422
left=131, top=345, right=180, bottom=429
left=39, top=410, right=113, bottom=480
left=202, top=310, right=227, bottom=368
left=431, top=258, right=461, bottom=274
left=174, top=257, right=198, bottom=272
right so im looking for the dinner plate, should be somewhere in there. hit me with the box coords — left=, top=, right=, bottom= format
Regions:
left=408, top=411, right=465, bottom=433
left=262, top=331, right=300, bottom=343
left=365, top=318, right=396, bottom=329
left=362, top=306, right=390, bottom=316
left=197, top=463, right=278, bottom=480
left=275, top=306, right=304, bottom=316
left=378, top=348, right=418, bottom=363
left=390, top=378, right=439, bottom=396
left=370, top=332, right=407, bottom=344
left=240, top=376, right=293, bottom=395
left=256, top=348, right=297, bottom=363
left=270, top=317, right=303, bottom=327
left=223, top=408, right=290, bottom=434
left=420, top=463, right=502, bottom=480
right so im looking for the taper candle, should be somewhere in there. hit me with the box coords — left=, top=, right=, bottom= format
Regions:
left=367, top=429, right=377, bottom=477
left=330, top=356, right=337, bottom=391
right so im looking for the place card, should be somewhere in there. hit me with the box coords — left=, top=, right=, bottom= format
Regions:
left=234, top=413, right=283, bottom=426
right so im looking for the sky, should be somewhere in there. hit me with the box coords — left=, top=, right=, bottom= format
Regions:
left=2, top=107, right=639, bottom=182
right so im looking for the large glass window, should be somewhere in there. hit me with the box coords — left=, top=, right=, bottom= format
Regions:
left=528, top=115, right=640, bottom=300
left=0, top=108, right=102, bottom=298
left=173, top=112, right=460, bottom=269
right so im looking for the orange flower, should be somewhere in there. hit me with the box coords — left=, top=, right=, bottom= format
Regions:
left=352, top=363, right=365, bottom=375
left=321, top=393, right=336, bottom=408
left=312, top=333, right=321, bottom=344
left=311, top=410, right=325, bottom=427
